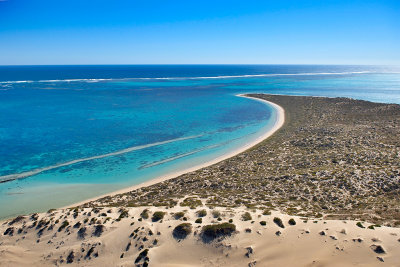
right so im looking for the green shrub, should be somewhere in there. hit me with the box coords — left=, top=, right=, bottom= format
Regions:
left=260, top=221, right=267, bottom=226
left=356, top=222, right=365, bottom=228
left=173, top=211, right=185, bottom=220
left=118, top=210, right=129, bottom=220
left=201, top=223, right=236, bottom=240
left=197, top=209, right=207, bottom=217
left=140, top=209, right=149, bottom=219
left=228, top=219, right=233, bottom=223
left=58, top=220, right=69, bottom=232
left=92, top=208, right=100, bottom=214
left=288, top=218, right=296, bottom=225
left=212, top=210, right=221, bottom=218
left=262, top=210, right=271, bottom=216
left=195, top=218, right=202, bottom=224
left=241, top=212, right=252, bottom=221
left=368, top=224, right=381, bottom=230
left=180, top=197, right=202, bottom=209
left=273, top=217, right=285, bottom=228
left=172, top=223, right=192, bottom=239
left=152, top=211, right=165, bottom=222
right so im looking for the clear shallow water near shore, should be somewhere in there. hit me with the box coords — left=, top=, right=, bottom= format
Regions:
left=1, top=65, right=400, bottom=219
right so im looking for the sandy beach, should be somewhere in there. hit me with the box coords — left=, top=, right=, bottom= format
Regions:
left=67, top=94, right=285, bottom=209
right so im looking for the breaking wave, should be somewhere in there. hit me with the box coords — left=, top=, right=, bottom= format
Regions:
left=0, top=71, right=381, bottom=84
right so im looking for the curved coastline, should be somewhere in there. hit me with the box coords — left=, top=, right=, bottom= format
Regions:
left=67, top=94, right=285, bottom=208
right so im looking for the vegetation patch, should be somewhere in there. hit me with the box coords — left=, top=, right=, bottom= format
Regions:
left=356, top=222, right=365, bottom=228
left=173, top=211, right=185, bottom=220
left=180, top=197, right=203, bottom=209
left=58, top=221, right=69, bottom=232
left=152, top=211, right=165, bottom=222
left=92, top=225, right=105, bottom=237
left=196, top=209, right=207, bottom=217
left=8, top=216, right=25, bottom=226
left=201, top=223, right=236, bottom=241
left=140, top=209, right=149, bottom=219
left=273, top=217, right=285, bottom=228
left=262, top=210, right=272, bottom=216
left=241, top=212, right=252, bottom=221
left=172, top=223, right=192, bottom=239
left=211, top=210, right=221, bottom=218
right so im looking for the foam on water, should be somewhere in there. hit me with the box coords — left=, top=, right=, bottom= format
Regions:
left=0, top=134, right=202, bottom=183
left=0, top=71, right=380, bottom=84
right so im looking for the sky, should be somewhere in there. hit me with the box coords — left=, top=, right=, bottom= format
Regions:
left=0, top=0, right=399, bottom=65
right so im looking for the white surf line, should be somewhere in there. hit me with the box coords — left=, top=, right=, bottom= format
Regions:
left=0, top=71, right=378, bottom=84
left=138, top=143, right=222, bottom=170
left=0, top=135, right=202, bottom=183
left=138, top=134, right=250, bottom=170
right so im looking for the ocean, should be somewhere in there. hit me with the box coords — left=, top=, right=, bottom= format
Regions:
left=1, top=65, right=399, bottom=219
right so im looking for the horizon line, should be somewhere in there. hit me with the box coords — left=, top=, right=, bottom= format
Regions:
left=0, top=63, right=398, bottom=67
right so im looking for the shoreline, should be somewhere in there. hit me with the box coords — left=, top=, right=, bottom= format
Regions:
left=66, top=94, right=285, bottom=208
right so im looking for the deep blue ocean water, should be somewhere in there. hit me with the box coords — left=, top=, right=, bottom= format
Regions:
left=1, top=65, right=399, bottom=219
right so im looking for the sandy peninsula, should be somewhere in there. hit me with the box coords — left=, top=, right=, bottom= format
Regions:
left=1, top=94, right=400, bottom=266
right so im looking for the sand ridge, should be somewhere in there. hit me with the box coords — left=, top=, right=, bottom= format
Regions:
left=1, top=205, right=399, bottom=266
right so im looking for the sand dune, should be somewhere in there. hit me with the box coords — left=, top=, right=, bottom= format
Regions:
left=1, top=205, right=399, bottom=266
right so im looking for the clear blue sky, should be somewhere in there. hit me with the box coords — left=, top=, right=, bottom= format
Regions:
left=0, top=0, right=399, bottom=65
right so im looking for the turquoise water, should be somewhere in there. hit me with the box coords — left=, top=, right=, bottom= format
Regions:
left=0, top=65, right=399, bottom=219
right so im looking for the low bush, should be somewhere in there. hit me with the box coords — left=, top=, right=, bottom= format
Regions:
left=273, top=217, right=285, bottom=228
left=140, top=209, right=149, bottom=219
left=212, top=210, right=221, bottom=218
left=197, top=209, right=207, bottom=217
left=262, top=210, right=271, bottom=216
left=92, top=224, right=105, bottom=237
left=152, top=211, right=165, bottom=222
left=173, top=211, right=185, bottom=220
left=241, top=212, right=252, bottom=221
left=180, top=197, right=202, bottom=209
left=356, top=222, right=365, bottom=228
left=58, top=221, right=69, bottom=232
left=172, top=223, right=192, bottom=239
left=201, top=223, right=236, bottom=241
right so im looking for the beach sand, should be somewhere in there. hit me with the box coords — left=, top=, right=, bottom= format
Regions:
left=1, top=205, right=399, bottom=266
